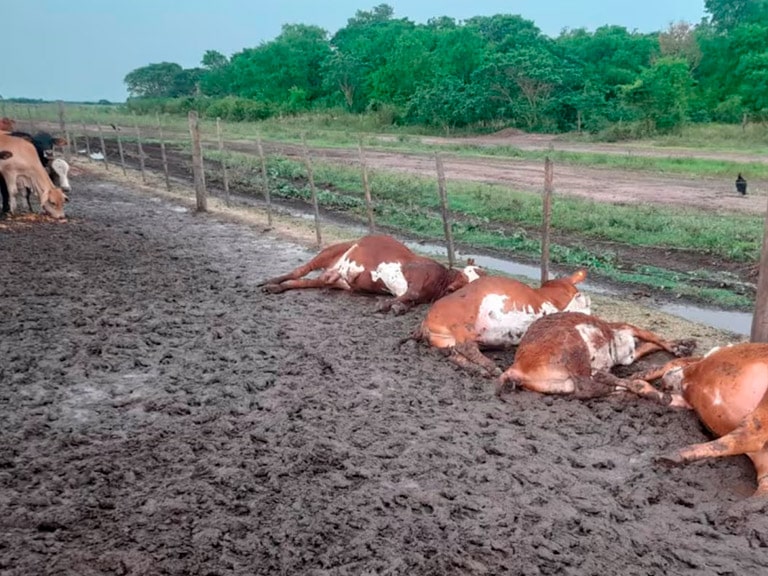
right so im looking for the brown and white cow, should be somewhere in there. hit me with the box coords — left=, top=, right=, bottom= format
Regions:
left=0, top=134, right=68, bottom=219
left=258, top=235, right=483, bottom=314
left=408, top=270, right=590, bottom=377
left=496, top=311, right=696, bottom=399
left=625, top=343, right=768, bottom=499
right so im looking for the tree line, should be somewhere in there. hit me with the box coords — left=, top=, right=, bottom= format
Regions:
left=123, top=0, right=768, bottom=136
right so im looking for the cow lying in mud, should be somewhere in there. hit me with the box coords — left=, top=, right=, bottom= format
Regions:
left=625, top=343, right=768, bottom=501
left=407, top=270, right=590, bottom=377
left=495, top=311, right=696, bottom=399
left=259, top=235, right=483, bottom=314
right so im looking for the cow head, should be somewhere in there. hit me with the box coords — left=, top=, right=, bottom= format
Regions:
left=444, top=258, right=485, bottom=294
left=538, top=268, right=588, bottom=310
left=49, top=158, right=71, bottom=191
left=40, top=187, right=69, bottom=219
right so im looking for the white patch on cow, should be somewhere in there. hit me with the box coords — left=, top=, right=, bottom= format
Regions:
left=330, top=245, right=366, bottom=288
left=565, top=292, right=591, bottom=314
left=575, top=324, right=636, bottom=371
left=462, top=265, right=481, bottom=283
left=370, top=261, right=408, bottom=296
left=711, top=389, right=723, bottom=407
left=704, top=344, right=734, bottom=358
left=49, top=158, right=70, bottom=191
left=661, top=366, right=685, bottom=393
left=474, top=294, right=555, bottom=347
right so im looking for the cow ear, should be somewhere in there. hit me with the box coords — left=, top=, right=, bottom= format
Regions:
left=569, top=269, right=588, bottom=284
left=54, top=137, right=68, bottom=147
left=466, top=258, right=475, bottom=266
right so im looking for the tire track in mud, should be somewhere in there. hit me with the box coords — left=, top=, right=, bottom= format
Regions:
left=1, top=175, right=767, bottom=575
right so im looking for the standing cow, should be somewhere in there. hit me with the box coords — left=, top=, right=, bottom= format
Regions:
left=259, top=235, right=483, bottom=314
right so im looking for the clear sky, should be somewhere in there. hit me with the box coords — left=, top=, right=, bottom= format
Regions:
left=3, top=0, right=706, bottom=103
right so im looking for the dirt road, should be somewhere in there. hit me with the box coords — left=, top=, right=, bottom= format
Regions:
left=1, top=174, right=767, bottom=575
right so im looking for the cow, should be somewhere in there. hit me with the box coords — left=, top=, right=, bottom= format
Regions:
left=258, top=235, right=483, bottom=314
left=407, top=270, right=590, bottom=377
left=736, top=173, right=747, bottom=196
left=495, top=311, right=696, bottom=399
left=0, top=134, right=68, bottom=219
left=0, top=131, right=70, bottom=216
left=624, top=343, right=768, bottom=500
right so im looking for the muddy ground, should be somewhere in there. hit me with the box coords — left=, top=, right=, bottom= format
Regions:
left=1, top=173, right=767, bottom=575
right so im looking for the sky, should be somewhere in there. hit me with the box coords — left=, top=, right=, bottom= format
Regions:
left=3, top=0, right=706, bottom=103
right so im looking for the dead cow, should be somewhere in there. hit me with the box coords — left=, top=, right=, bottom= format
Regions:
left=627, top=343, right=768, bottom=498
left=496, top=311, right=696, bottom=399
left=259, top=235, right=483, bottom=314
left=410, top=270, right=590, bottom=377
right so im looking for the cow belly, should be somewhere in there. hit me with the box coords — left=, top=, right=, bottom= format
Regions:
left=370, top=262, right=408, bottom=297
left=475, top=295, right=556, bottom=347
left=329, top=251, right=366, bottom=288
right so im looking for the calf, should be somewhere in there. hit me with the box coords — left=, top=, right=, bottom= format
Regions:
left=496, top=311, right=695, bottom=399
left=0, top=134, right=68, bottom=219
left=259, top=235, right=483, bottom=314
left=409, top=270, right=590, bottom=377
left=626, top=343, right=768, bottom=499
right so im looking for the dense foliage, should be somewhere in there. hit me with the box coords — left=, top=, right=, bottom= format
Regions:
left=123, top=0, right=768, bottom=136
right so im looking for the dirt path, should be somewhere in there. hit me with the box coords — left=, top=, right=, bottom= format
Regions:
left=1, top=174, right=767, bottom=575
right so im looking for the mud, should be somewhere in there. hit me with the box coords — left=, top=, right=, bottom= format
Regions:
left=2, top=174, right=768, bottom=575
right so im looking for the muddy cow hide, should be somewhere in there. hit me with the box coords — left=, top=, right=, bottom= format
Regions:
left=496, top=311, right=696, bottom=399
left=409, top=270, right=591, bottom=377
left=259, top=235, right=483, bottom=314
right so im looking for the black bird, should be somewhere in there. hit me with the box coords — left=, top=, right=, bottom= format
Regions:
left=736, top=173, right=747, bottom=195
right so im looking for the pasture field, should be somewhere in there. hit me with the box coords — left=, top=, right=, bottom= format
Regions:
left=3, top=166, right=768, bottom=575
left=10, top=106, right=768, bottom=310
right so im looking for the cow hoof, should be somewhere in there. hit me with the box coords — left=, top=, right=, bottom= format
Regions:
left=653, top=452, right=684, bottom=469
left=374, top=300, right=392, bottom=314
left=390, top=302, right=411, bottom=316
left=261, top=284, right=285, bottom=294
left=672, top=338, right=697, bottom=357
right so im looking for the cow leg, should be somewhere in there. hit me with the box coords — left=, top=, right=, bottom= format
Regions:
left=449, top=342, right=500, bottom=377
left=257, top=241, right=355, bottom=287
left=627, top=326, right=696, bottom=359
left=657, top=403, right=768, bottom=466
left=572, top=371, right=628, bottom=399
left=620, top=379, right=693, bottom=408
left=262, top=271, right=346, bottom=294
left=6, top=173, right=18, bottom=214
left=25, top=187, right=34, bottom=212
left=375, top=295, right=417, bottom=315
left=632, top=357, right=701, bottom=383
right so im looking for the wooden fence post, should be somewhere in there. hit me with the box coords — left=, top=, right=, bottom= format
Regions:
left=435, top=153, right=455, bottom=268
left=256, top=136, right=273, bottom=227
left=541, top=156, right=554, bottom=284
left=750, top=201, right=768, bottom=342
left=156, top=113, right=171, bottom=191
left=96, top=121, right=109, bottom=171
left=114, top=122, right=127, bottom=176
left=27, top=106, right=36, bottom=133
left=81, top=121, right=92, bottom=161
left=301, top=133, right=322, bottom=247
left=216, top=117, right=230, bottom=206
left=57, top=101, right=71, bottom=158
left=358, top=135, right=375, bottom=234
left=188, top=110, right=207, bottom=212
left=133, top=115, right=146, bottom=183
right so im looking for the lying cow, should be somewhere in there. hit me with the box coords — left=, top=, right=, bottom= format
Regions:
left=0, top=134, right=68, bottom=219
left=408, top=270, right=590, bottom=377
left=625, top=343, right=768, bottom=499
left=259, top=235, right=483, bottom=314
left=496, top=311, right=696, bottom=399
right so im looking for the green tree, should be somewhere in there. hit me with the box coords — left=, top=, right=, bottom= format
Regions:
left=705, top=0, right=768, bottom=31
left=321, top=51, right=366, bottom=110
left=124, top=62, right=183, bottom=98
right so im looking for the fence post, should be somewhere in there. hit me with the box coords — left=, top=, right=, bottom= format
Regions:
left=435, top=153, right=455, bottom=268
left=188, top=111, right=207, bottom=212
left=133, top=115, right=146, bottom=183
left=301, top=133, right=322, bottom=247
left=81, top=121, right=92, bottom=161
left=358, top=135, right=375, bottom=234
left=57, top=101, right=71, bottom=158
left=96, top=121, right=109, bottom=171
left=156, top=113, right=171, bottom=191
left=751, top=200, right=768, bottom=342
left=114, top=122, right=127, bottom=176
left=216, top=117, right=230, bottom=206
left=27, top=106, right=36, bottom=133
left=256, top=136, right=273, bottom=227
left=541, top=155, right=554, bottom=284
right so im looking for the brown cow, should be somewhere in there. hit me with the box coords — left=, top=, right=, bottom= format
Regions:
left=0, top=134, right=68, bottom=219
left=409, top=271, right=590, bottom=377
left=496, top=311, right=696, bottom=399
left=258, top=235, right=483, bottom=314
left=625, top=343, right=768, bottom=499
